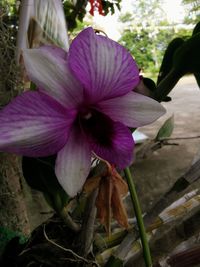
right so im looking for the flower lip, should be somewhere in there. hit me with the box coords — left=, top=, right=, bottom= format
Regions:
left=79, top=108, right=114, bottom=147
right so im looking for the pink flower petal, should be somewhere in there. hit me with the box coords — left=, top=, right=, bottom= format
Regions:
left=55, top=127, right=91, bottom=197
left=0, top=91, right=76, bottom=156
left=68, top=27, right=139, bottom=103
left=22, top=46, right=83, bottom=108
left=90, top=121, right=134, bottom=169
left=97, top=91, right=166, bottom=128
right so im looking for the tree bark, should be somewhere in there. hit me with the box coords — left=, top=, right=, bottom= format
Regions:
left=0, top=153, right=30, bottom=235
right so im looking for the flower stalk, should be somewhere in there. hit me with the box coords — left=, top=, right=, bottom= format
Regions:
left=124, top=167, right=152, bottom=267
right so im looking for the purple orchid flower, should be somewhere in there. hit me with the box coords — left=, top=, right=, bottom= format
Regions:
left=0, top=28, right=165, bottom=196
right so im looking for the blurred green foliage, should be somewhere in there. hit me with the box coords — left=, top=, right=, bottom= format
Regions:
left=117, top=0, right=193, bottom=77
left=119, top=27, right=191, bottom=77
left=1, top=0, right=122, bottom=32
left=63, top=0, right=122, bottom=31
left=182, top=0, right=200, bottom=24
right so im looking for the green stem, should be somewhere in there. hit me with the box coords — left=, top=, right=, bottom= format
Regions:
left=59, top=207, right=81, bottom=232
left=104, top=255, right=123, bottom=267
left=124, top=167, right=152, bottom=267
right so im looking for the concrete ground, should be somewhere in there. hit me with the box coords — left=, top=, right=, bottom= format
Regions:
left=132, top=74, right=200, bottom=211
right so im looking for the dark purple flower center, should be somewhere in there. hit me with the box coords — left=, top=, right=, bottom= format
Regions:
left=78, top=108, right=114, bottom=147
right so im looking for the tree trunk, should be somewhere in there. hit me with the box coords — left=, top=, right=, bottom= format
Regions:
left=0, top=153, right=30, bottom=235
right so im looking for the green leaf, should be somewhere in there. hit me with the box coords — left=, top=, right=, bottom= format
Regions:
left=173, top=32, right=200, bottom=75
left=155, top=115, right=174, bottom=140
left=192, top=21, right=200, bottom=36
left=105, top=255, right=123, bottom=267
left=157, top=37, right=184, bottom=85
left=22, top=156, right=70, bottom=212
left=155, top=32, right=200, bottom=101
left=194, top=72, right=200, bottom=88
